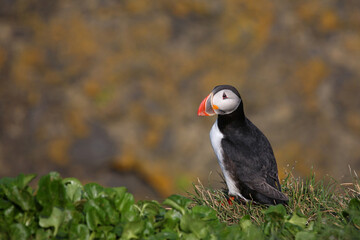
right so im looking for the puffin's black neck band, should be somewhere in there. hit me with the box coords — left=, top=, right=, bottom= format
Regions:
left=217, top=102, right=246, bottom=131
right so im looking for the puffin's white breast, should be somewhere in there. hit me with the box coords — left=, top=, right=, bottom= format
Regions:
left=209, top=120, right=247, bottom=201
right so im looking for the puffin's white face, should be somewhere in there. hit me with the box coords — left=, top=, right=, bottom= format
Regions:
left=198, top=87, right=242, bottom=116
left=211, top=89, right=241, bottom=115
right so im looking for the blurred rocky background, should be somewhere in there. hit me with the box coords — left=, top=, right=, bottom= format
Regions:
left=1, top=0, right=360, bottom=200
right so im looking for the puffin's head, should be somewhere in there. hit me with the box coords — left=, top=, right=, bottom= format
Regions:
left=198, top=85, right=242, bottom=116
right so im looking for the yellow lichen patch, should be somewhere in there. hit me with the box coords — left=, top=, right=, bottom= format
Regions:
left=113, top=150, right=176, bottom=197
left=319, top=10, right=339, bottom=32
left=346, top=112, right=360, bottom=134
left=294, top=58, right=329, bottom=111
left=144, top=129, right=162, bottom=149
left=12, top=47, right=44, bottom=89
left=138, top=161, right=175, bottom=197
left=124, top=0, right=152, bottom=14
left=27, top=49, right=43, bottom=65
left=163, top=0, right=210, bottom=17
left=66, top=110, right=89, bottom=138
left=222, top=0, right=274, bottom=52
left=48, top=138, right=71, bottom=166
left=297, top=2, right=320, bottom=22
left=144, top=115, right=167, bottom=149
left=279, top=141, right=326, bottom=178
left=43, top=70, right=62, bottom=85
left=112, top=148, right=137, bottom=171
left=163, top=0, right=201, bottom=17
left=38, top=15, right=97, bottom=80
left=171, top=1, right=190, bottom=17
left=297, top=58, right=328, bottom=94
left=83, top=80, right=101, bottom=99
left=0, top=47, right=6, bottom=68
left=128, top=17, right=170, bottom=46
left=175, top=174, right=193, bottom=191
left=53, top=16, right=96, bottom=58
left=345, top=34, right=360, bottom=53
left=297, top=3, right=339, bottom=33
left=27, top=92, right=40, bottom=106
left=275, top=142, right=303, bottom=179
left=276, top=140, right=327, bottom=179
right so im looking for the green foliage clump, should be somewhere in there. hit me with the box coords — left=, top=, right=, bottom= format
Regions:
left=0, top=172, right=253, bottom=239
left=0, top=172, right=360, bottom=240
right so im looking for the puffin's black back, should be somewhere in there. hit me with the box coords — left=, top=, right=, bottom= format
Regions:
left=217, top=97, right=288, bottom=205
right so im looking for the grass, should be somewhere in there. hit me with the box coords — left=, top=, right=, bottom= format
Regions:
left=189, top=168, right=360, bottom=227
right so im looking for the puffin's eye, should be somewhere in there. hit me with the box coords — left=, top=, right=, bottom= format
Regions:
left=222, top=92, right=228, bottom=99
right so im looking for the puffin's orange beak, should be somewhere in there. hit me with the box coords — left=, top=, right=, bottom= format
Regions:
left=198, top=93, right=216, bottom=116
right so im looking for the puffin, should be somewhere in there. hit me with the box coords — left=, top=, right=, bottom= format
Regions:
left=198, top=85, right=288, bottom=205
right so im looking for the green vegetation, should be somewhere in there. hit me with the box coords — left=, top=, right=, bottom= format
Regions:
left=0, top=172, right=359, bottom=239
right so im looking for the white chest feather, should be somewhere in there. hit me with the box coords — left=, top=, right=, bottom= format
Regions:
left=209, top=120, right=247, bottom=201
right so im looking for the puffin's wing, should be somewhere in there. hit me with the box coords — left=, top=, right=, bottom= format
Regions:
left=222, top=150, right=288, bottom=201
left=221, top=134, right=288, bottom=201
left=244, top=179, right=289, bottom=201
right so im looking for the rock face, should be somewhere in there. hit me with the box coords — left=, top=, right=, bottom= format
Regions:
left=1, top=0, right=360, bottom=199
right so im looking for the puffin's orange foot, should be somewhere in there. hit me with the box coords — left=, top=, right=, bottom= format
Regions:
left=227, top=196, right=235, bottom=205
left=218, top=196, right=235, bottom=206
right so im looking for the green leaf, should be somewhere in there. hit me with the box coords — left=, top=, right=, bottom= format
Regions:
left=84, top=199, right=105, bottom=230
left=163, top=195, right=192, bottom=215
left=295, top=231, right=317, bottom=240
left=4, top=205, right=17, bottom=224
left=1, top=186, right=34, bottom=212
left=0, top=174, right=36, bottom=211
left=62, top=208, right=84, bottom=225
left=136, top=200, right=162, bottom=218
left=84, top=197, right=119, bottom=230
left=348, top=198, right=360, bottom=210
left=191, top=205, right=217, bottom=221
left=0, top=199, right=11, bottom=209
left=100, top=198, right=119, bottom=225
left=69, top=224, right=90, bottom=240
left=39, top=207, right=65, bottom=236
left=63, top=177, right=83, bottom=203
left=180, top=212, right=214, bottom=239
left=164, top=209, right=181, bottom=230
left=109, top=187, right=127, bottom=197
left=0, top=174, right=36, bottom=190
left=263, top=204, right=287, bottom=226
left=9, top=223, right=29, bottom=240
left=17, top=174, right=37, bottom=190
left=239, top=215, right=253, bottom=230
left=121, top=220, right=145, bottom=239
left=180, top=233, right=198, bottom=240
left=104, top=187, right=125, bottom=200
left=36, top=172, right=67, bottom=215
left=97, top=225, right=114, bottom=232
left=264, top=204, right=287, bottom=217
left=35, top=229, right=52, bottom=240
left=288, top=213, right=307, bottom=229
left=343, top=198, right=360, bottom=226
left=239, top=215, right=264, bottom=240
left=85, top=208, right=101, bottom=231
left=84, top=183, right=105, bottom=200
left=114, top=191, right=137, bottom=222
left=148, top=230, right=178, bottom=240
left=142, top=220, right=156, bottom=237
left=113, top=224, right=123, bottom=237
